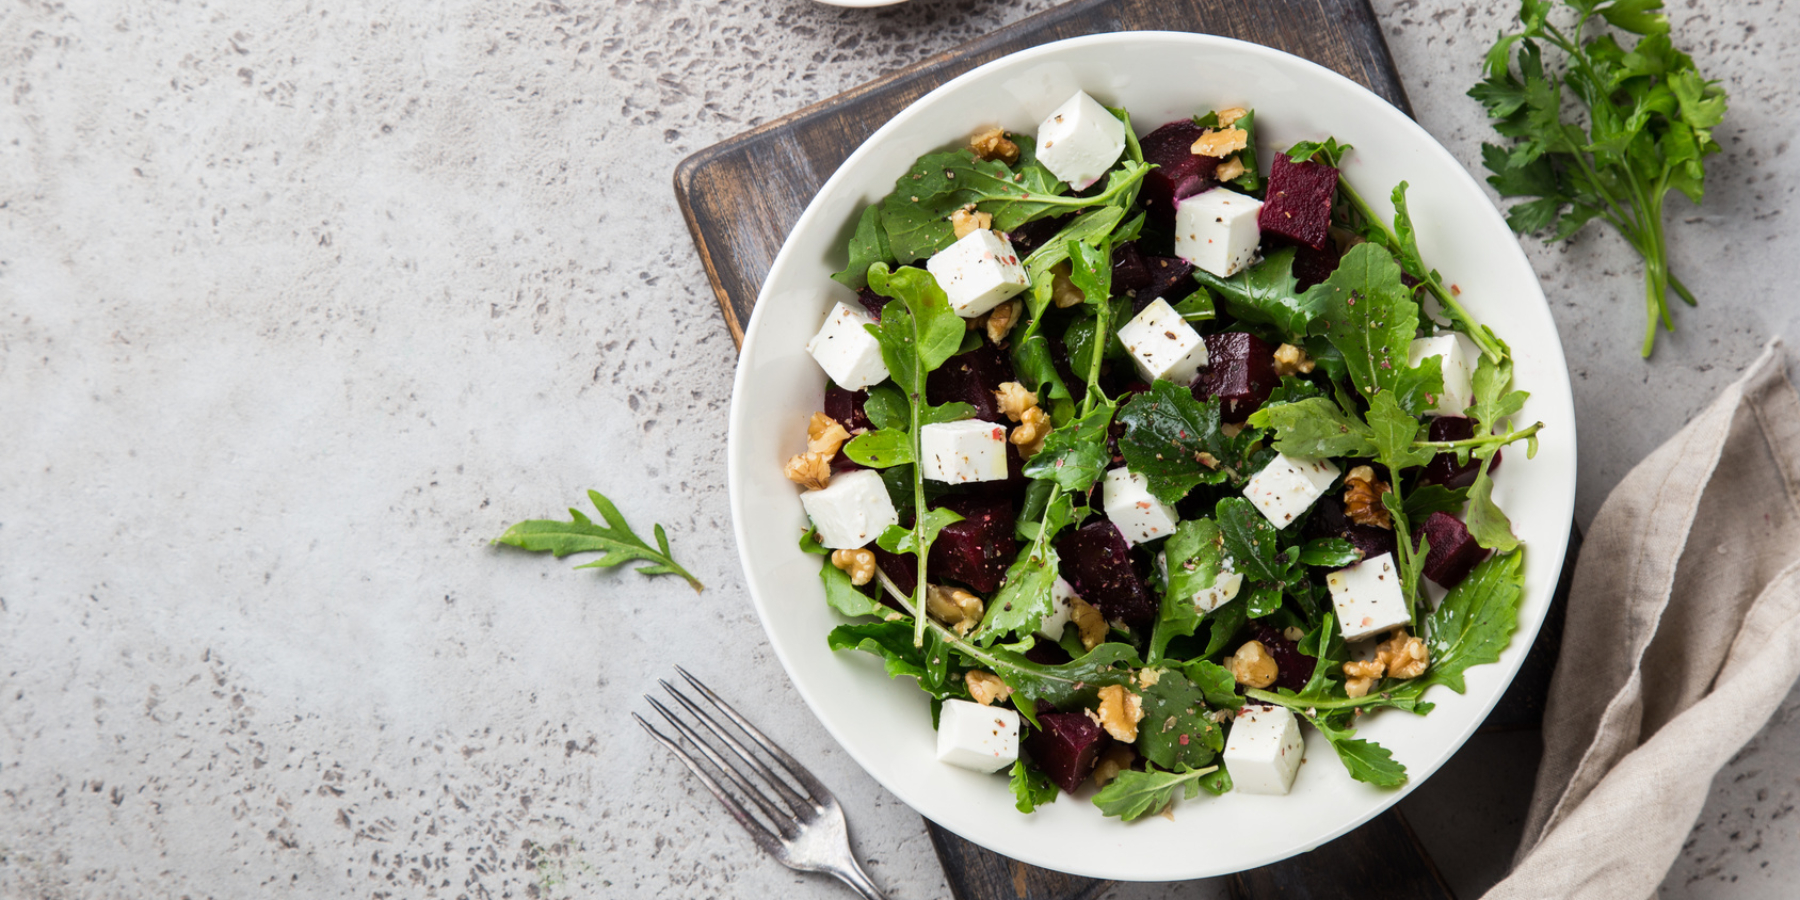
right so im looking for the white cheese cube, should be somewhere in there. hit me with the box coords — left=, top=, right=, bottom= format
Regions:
left=1117, top=298, right=1210, bottom=386
left=1103, top=467, right=1180, bottom=545
left=1037, top=577, right=1081, bottom=640
left=920, top=419, right=1009, bottom=483
left=1034, top=90, right=1126, bottom=190
left=1243, top=453, right=1340, bottom=528
left=1223, top=704, right=1306, bottom=795
left=1175, top=187, right=1264, bottom=277
left=805, top=301, right=889, bottom=391
left=799, top=469, right=899, bottom=550
left=1407, top=333, right=1480, bottom=418
left=926, top=229, right=1029, bottom=319
left=935, top=698, right=1020, bottom=773
left=1327, top=552, right=1413, bottom=641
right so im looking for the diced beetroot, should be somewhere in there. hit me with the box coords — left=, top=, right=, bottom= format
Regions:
left=1305, top=495, right=1398, bottom=564
left=1245, top=622, right=1316, bottom=693
left=824, top=384, right=873, bottom=433
left=1416, top=512, right=1490, bottom=589
left=1111, top=241, right=1153, bottom=295
left=1419, top=416, right=1502, bottom=490
left=928, top=494, right=1019, bottom=594
left=873, top=543, right=916, bottom=602
left=1140, top=120, right=1221, bottom=230
left=1194, top=332, right=1280, bottom=423
left=1259, top=153, right=1338, bottom=250
left=856, top=286, right=889, bottom=321
left=1005, top=213, right=1076, bottom=258
left=1290, top=239, right=1342, bottom=290
left=1135, top=255, right=1196, bottom=312
left=1024, top=639, right=1072, bottom=665
left=1024, top=711, right=1111, bottom=794
left=926, top=339, right=1014, bottom=423
left=1055, top=519, right=1157, bottom=630
left=828, top=453, right=866, bottom=475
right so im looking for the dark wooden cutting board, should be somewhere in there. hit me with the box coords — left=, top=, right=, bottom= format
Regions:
left=674, top=1, right=1573, bottom=896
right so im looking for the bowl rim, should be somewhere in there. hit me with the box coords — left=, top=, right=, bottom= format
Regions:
left=726, top=29, right=1575, bottom=881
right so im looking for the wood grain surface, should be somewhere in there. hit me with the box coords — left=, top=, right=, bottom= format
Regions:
left=673, top=1, right=1567, bottom=897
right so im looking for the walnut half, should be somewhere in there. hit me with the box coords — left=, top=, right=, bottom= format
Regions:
left=926, top=585, right=985, bottom=635
left=830, top=548, right=876, bottom=586
left=1095, top=684, right=1144, bottom=742
left=1377, top=628, right=1429, bottom=679
left=969, top=126, right=1020, bottom=165
left=965, top=670, right=1013, bottom=706
left=1227, top=640, right=1279, bottom=689
left=1342, top=465, right=1393, bottom=530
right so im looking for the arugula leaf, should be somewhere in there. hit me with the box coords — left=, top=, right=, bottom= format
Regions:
left=1137, top=670, right=1226, bottom=770
left=975, top=492, right=1073, bottom=643
left=1182, top=659, right=1244, bottom=710
left=877, top=507, right=965, bottom=557
left=831, top=204, right=895, bottom=291
left=1421, top=550, right=1525, bottom=692
left=1216, top=498, right=1302, bottom=618
left=1299, top=538, right=1361, bottom=568
left=1246, top=396, right=1377, bottom=459
left=1010, top=760, right=1059, bottom=813
left=1092, top=764, right=1220, bottom=821
left=1023, top=403, right=1115, bottom=492
left=1116, top=382, right=1258, bottom=504
left=1286, top=137, right=1351, bottom=166
left=827, top=621, right=967, bottom=700
left=1309, top=714, right=1408, bottom=787
left=842, top=428, right=913, bottom=467
left=495, top=488, right=704, bottom=592
left=1191, top=247, right=1327, bottom=341
left=867, top=264, right=966, bottom=379
left=1464, top=354, right=1534, bottom=551
left=1312, top=244, right=1444, bottom=413
left=862, top=383, right=909, bottom=431
left=1465, top=463, right=1518, bottom=553
left=1150, top=518, right=1227, bottom=664
left=802, top=530, right=885, bottom=617
left=1404, top=484, right=1470, bottom=519
left=1366, top=392, right=1437, bottom=472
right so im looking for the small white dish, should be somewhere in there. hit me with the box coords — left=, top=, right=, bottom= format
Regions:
left=726, top=32, right=1576, bottom=881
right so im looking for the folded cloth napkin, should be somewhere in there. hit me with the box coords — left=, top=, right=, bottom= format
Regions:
left=1486, top=340, right=1800, bottom=900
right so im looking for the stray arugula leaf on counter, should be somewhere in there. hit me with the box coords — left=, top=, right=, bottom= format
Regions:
left=495, top=488, right=704, bottom=593
left=1471, top=0, right=1727, bottom=357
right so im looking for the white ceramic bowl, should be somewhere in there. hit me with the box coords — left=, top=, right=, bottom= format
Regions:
left=727, top=32, right=1576, bottom=881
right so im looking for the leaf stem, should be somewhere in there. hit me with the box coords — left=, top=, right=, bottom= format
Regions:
left=1245, top=685, right=1419, bottom=713
left=1411, top=422, right=1544, bottom=451
left=880, top=573, right=1085, bottom=688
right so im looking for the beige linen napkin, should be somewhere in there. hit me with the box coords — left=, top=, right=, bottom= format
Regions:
left=1484, top=340, right=1800, bottom=899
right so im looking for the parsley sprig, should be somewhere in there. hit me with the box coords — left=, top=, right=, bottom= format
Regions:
left=1471, top=0, right=1727, bottom=357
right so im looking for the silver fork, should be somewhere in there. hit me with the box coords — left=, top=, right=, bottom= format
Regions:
left=635, top=666, right=889, bottom=900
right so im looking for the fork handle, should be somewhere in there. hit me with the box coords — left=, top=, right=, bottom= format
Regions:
left=828, top=857, right=889, bottom=900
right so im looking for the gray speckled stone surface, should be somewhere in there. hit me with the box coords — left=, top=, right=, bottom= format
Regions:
left=0, top=1, right=1794, bottom=898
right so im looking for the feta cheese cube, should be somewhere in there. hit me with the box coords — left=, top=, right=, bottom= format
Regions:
left=1034, top=90, right=1126, bottom=190
left=1103, top=467, right=1180, bottom=545
left=1037, top=577, right=1081, bottom=640
left=1407, top=333, right=1480, bottom=418
left=1176, top=187, right=1265, bottom=277
left=805, top=301, right=889, bottom=391
left=799, top=469, right=899, bottom=550
left=1243, top=452, right=1340, bottom=528
left=1223, top=704, right=1306, bottom=795
left=936, top=698, right=1020, bottom=773
left=1117, top=298, right=1210, bottom=386
left=926, top=229, right=1029, bottom=319
left=1327, top=552, right=1413, bottom=641
left=920, top=419, right=1009, bottom=483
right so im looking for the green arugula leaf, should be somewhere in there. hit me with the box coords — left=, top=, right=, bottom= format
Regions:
left=1285, top=137, right=1351, bottom=166
left=1066, top=239, right=1114, bottom=308
left=1299, top=538, right=1361, bottom=568
left=1010, top=760, right=1059, bottom=813
left=1366, top=392, right=1437, bottom=472
left=1312, top=244, right=1444, bottom=413
left=976, top=492, right=1074, bottom=643
left=877, top=507, right=965, bottom=557
left=1216, top=497, right=1304, bottom=619
left=831, top=204, right=895, bottom=290
left=1137, top=670, right=1227, bottom=770
left=1464, top=354, right=1532, bottom=551
left=867, top=263, right=966, bottom=377
left=1246, top=396, right=1377, bottom=459
left=1191, top=248, right=1327, bottom=341
left=862, top=383, right=909, bottom=430
left=1309, top=714, right=1408, bottom=787
left=1150, top=518, right=1227, bottom=664
left=495, top=488, right=704, bottom=592
left=1092, top=764, right=1221, bottom=821
left=1117, top=382, right=1259, bottom=504
left=1421, top=550, right=1525, bottom=692
left=1465, top=462, right=1519, bottom=553
left=827, top=621, right=968, bottom=700
left=878, top=150, right=1059, bottom=263
left=802, top=530, right=885, bottom=617
left=1404, top=484, right=1470, bottom=519
left=1182, top=659, right=1244, bottom=710
left=1023, top=403, right=1115, bottom=492
left=1173, top=290, right=1217, bottom=323
left=842, top=428, right=914, bottom=467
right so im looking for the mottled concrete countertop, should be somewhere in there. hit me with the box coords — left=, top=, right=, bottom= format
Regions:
left=3, top=1, right=1796, bottom=897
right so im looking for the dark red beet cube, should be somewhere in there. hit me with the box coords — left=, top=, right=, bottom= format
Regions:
left=927, top=340, right=1014, bottom=423
left=1024, top=711, right=1111, bottom=794
left=856, top=286, right=889, bottom=321
left=1111, top=241, right=1153, bottom=295
left=1305, top=495, right=1398, bottom=564
left=1140, top=120, right=1221, bottom=229
left=871, top=542, right=915, bottom=609
left=1056, top=519, right=1157, bottom=630
left=1245, top=622, right=1316, bottom=693
left=1135, top=256, right=1196, bottom=312
left=1194, top=333, right=1279, bottom=423
left=928, top=494, right=1019, bottom=594
left=1419, top=417, right=1502, bottom=490
left=824, top=383, right=873, bottom=433
left=1416, top=512, right=1490, bottom=589
left=1024, top=639, right=1072, bottom=665
left=1259, top=153, right=1338, bottom=250
left=1290, top=239, right=1342, bottom=290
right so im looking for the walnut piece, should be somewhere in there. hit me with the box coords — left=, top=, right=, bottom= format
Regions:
left=1190, top=127, right=1249, bottom=158
left=783, top=451, right=832, bottom=491
left=994, top=382, right=1039, bottom=422
left=1226, top=640, right=1279, bottom=689
left=1214, top=155, right=1246, bottom=183
left=1377, top=628, right=1429, bottom=679
left=985, top=298, right=1021, bottom=343
left=1342, top=659, right=1386, bottom=698
left=951, top=205, right=994, bottom=240
left=1070, top=595, right=1108, bottom=651
left=965, top=671, right=1013, bottom=706
left=1272, top=343, right=1316, bottom=376
left=830, top=548, right=876, bottom=586
left=808, top=412, right=852, bottom=456
left=1343, top=464, right=1394, bottom=529
left=1050, top=262, right=1085, bottom=308
left=1092, top=744, right=1137, bottom=788
left=1216, top=107, right=1249, bottom=128
left=970, top=126, right=1020, bottom=165
left=1010, top=406, right=1050, bottom=457
left=926, top=584, right=985, bottom=635
left=1095, top=684, right=1144, bottom=742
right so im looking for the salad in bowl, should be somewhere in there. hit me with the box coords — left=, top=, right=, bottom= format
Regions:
left=780, top=88, right=1541, bottom=821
